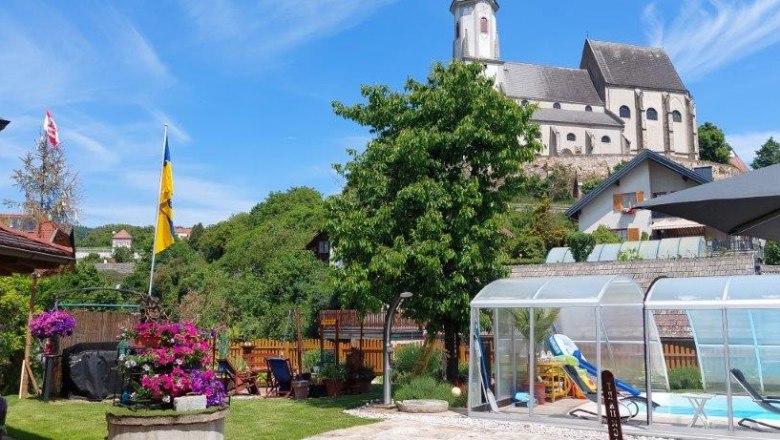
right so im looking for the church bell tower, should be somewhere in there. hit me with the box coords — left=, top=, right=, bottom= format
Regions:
left=451, top=0, right=500, bottom=61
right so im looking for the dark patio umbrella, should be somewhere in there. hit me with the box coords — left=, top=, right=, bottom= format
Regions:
left=637, top=163, right=780, bottom=241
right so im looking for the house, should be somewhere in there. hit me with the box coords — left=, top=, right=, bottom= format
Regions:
left=565, top=150, right=715, bottom=240
left=451, top=0, right=698, bottom=159
left=0, top=218, right=74, bottom=275
left=111, top=229, right=133, bottom=249
left=306, top=231, right=331, bottom=263
left=174, top=226, right=192, bottom=240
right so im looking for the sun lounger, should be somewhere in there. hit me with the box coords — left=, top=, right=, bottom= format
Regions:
left=266, top=357, right=294, bottom=398
left=730, top=369, right=780, bottom=431
left=563, top=365, right=656, bottom=421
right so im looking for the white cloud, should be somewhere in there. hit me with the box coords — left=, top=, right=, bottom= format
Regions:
left=643, top=0, right=780, bottom=79
left=179, top=0, right=400, bottom=69
left=727, top=130, right=780, bottom=165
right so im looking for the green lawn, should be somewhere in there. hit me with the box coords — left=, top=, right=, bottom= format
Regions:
left=5, top=389, right=379, bottom=440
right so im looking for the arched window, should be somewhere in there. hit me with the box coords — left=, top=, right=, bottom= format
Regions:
left=521, top=99, right=529, bottom=106
left=553, top=102, right=561, bottom=109
left=455, top=21, right=460, bottom=39
left=585, top=105, right=593, bottom=112
left=567, top=133, right=576, bottom=141
left=619, top=105, right=631, bottom=118
left=601, top=135, right=611, bottom=143
left=480, top=17, right=488, bottom=34
left=647, top=107, right=658, bottom=121
left=672, top=110, right=682, bottom=123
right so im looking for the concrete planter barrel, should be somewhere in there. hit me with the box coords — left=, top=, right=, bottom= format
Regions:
left=106, top=408, right=228, bottom=440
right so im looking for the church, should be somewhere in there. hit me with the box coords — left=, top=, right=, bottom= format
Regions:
left=451, top=0, right=699, bottom=160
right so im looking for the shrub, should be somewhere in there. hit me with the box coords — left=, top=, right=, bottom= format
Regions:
left=581, top=178, right=603, bottom=195
left=393, top=343, right=444, bottom=382
left=668, top=367, right=702, bottom=390
left=303, top=349, right=336, bottom=372
left=393, top=376, right=455, bottom=406
left=506, top=235, right=546, bottom=260
left=765, top=241, right=780, bottom=265
left=567, top=232, right=595, bottom=262
left=592, top=225, right=622, bottom=244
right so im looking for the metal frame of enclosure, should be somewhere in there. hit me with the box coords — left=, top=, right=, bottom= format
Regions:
left=645, top=275, right=780, bottom=432
left=468, top=275, right=667, bottom=425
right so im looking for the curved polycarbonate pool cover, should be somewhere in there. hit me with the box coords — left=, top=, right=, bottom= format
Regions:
left=546, top=236, right=706, bottom=263
left=646, top=275, right=780, bottom=393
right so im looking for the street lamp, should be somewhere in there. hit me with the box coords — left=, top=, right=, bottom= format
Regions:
left=383, top=291, right=413, bottom=405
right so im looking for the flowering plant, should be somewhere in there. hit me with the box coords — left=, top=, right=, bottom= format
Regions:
left=29, top=310, right=76, bottom=339
left=118, top=321, right=225, bottom=407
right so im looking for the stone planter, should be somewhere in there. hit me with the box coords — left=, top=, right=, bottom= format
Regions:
left=106, top=408, right=228, bottom=440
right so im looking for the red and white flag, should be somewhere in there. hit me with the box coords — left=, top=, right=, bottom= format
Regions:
left=43, top=110, right=59, bottom=147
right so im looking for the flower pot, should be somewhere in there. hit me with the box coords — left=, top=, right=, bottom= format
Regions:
left=322, top=379, right=343, bottom=397
left=134, top=336, right=160, bottom=348
left=292, top=380, right=309, bottom=400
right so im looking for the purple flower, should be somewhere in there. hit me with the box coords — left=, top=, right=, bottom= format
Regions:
left=29, top=310, right=76, bottom=339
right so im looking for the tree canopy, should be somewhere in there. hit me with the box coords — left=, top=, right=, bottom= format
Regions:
left=698, top=122, right=732, bottom=164
left=327, top=61, right=540, bottom=379
left=751, top=137, right=780, bottom=169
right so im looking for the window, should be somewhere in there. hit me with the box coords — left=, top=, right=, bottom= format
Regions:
left=619, top=105, right=631, bottom=118
left=585, top=105, right=593, bottom=112
left=480, top=17, right=488, bottom=34
left=601, top=135, right=611, bottom=143
left=612, top=228, right=640, bottom=241
left=318, top=240, right=330, bottom=254
left=612, top=229, right=629, bottom=241
left=455, top=21, right=460, bottom=39
left=521, top=99, right=529, bottom=106
left=672, top=110, right=682, bottom=123
left=613, top=192, right=644, bottom=212
left=647, top=107, right=658, bottom=120
left=566, top=133, right=576, bottom=141
left=553, top=102, right=561, bottom=109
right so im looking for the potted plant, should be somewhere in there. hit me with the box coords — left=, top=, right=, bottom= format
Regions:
left=512, top=308, right=560, bottom=405
left=319, top=363, right=346, bottom=397
left=29, top=310, right=76, bottom=353
left=347, top=366, right=375, bottom=394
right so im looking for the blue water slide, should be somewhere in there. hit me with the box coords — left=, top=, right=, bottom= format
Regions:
left=573, top=351, right=641, bottom=397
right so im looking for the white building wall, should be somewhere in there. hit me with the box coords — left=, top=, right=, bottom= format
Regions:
left=452, top=1, right=499, bottom=60
left=578, top=162, right=652, bottom=235
left=536, top=124, right=622, bottom=156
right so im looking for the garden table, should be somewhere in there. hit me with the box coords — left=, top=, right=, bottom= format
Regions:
left=681, top=393, right=714, bottom=428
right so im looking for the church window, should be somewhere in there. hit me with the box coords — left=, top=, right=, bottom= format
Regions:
left=585, top=105, right=593, bottom=112
left=456, top=21, right=460, bottom=39
left=567, top=133, right=576, bottom=141
left=672, top=110, right=682, bottom=123
left=601, top=136, right=611, bottom=143
left=480, top=17, right=488, bottom=34
left=553, top=102, right=561, bottom=109
left=647, top=108, right=658, bottom=120
left=619, top=106, right=631, bottom=118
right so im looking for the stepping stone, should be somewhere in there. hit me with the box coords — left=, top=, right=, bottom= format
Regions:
left=396, top=399, right=449, bottom=413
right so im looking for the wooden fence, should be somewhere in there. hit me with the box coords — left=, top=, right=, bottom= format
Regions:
left=231, top=337, right=697, bottom=374
left=229, top=338, right=474, bottom=375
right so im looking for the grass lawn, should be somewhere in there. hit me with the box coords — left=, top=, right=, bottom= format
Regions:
left=5, top=388, right=379, bottom=440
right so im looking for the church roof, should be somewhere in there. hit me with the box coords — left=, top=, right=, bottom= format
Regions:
left=531, top=108, right=623, bottom=128
left=581, top=40, right=688, bottom=93
left=501, top=62, right=604, bottom=106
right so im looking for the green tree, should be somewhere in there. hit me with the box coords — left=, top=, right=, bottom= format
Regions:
left=765, top=241, right=780, bottom=265
left=328, top=61, right=541, bottom=380
left=567, top=232, right=595, bottom=262
left=188, top=223, right=205, bottom=250
left=591, top=225, right=622, bottom=244
left=698, top=122, right=732, bottom=164
left=751, top=137, right=780, bottom=169
left=113, top=247, right=134, bottom=263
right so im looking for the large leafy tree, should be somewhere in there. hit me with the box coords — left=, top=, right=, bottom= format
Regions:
left=697, top=122, right=732, bottom=164
left=751, top=137, right=780, bottom=169
left=328, top=61, right=540, bottom=380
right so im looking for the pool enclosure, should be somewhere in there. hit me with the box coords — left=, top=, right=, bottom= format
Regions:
left=645, top=275, right=780, bottom=432
left=468, top=275, right=667, bottom=422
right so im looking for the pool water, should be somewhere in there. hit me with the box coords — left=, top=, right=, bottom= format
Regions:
left=651, top=393, right=780, bottom=421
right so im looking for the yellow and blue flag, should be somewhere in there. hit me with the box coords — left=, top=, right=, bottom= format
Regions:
left=154, top=135, right=175, bottom=254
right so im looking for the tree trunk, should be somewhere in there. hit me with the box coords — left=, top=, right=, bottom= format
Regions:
left=443, top=322, right=459, bottom=382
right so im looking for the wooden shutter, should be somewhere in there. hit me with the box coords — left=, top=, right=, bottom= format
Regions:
left=627, top=228, right=640, bottom=241
left=613, top=194, right=623, bottom=211
left=636, top=192, right=645, bottom=203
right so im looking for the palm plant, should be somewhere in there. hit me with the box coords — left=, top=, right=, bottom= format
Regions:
left=511, top=308, right=560, bottom=346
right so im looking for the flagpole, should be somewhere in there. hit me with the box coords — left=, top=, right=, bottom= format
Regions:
left=148, top=124, right=168, bottom=296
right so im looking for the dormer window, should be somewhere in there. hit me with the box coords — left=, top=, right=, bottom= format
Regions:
left=480, top=17, right=489, bottom=34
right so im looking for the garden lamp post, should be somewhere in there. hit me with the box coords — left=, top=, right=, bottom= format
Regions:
left=383, top=291, right=413, bottom=405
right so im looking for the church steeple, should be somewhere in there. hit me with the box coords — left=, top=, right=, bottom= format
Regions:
left=451, top=0, right=500, bottom=61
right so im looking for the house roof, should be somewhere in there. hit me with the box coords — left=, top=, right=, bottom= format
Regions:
left=581, top=40, right=688, bottom=93
left=0, top=223, right=74, bottom=274
left=502, top=62, right=604, bottom=105
left=565, top=149, right=711, bottom=218
left=112, top=229, right=133, bottom=240
left=531, top=108, right=623, bottom=128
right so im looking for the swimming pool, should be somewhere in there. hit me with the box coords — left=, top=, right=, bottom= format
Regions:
left=651, top=393, right=780, bottom=421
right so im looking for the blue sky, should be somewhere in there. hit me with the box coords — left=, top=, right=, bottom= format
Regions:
left=1, top=0, right=779, bottom=227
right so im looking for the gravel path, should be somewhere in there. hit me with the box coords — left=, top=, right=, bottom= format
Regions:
left=313, top=407, right=675, bottom=440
